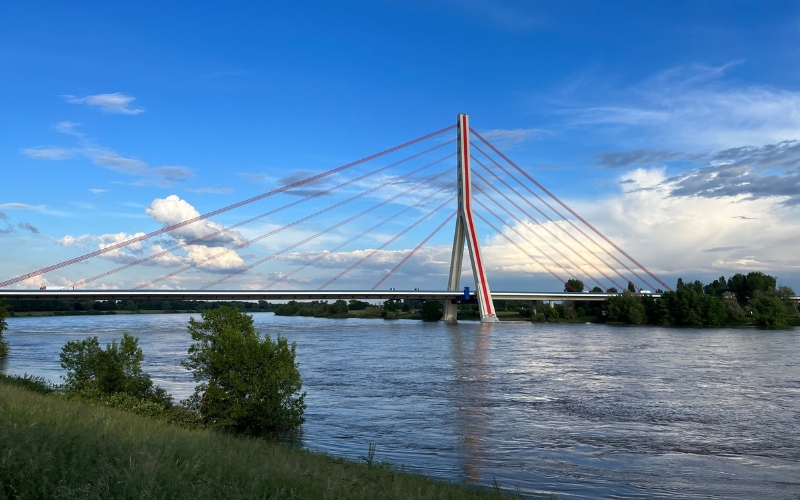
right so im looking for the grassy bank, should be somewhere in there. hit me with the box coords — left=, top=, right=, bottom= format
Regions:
left=0, top=382, right=549, bottom=499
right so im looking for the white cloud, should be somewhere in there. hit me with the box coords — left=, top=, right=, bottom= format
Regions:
left=145, top=195, right=245, bottom=246
left=188, top=187, right=234, bottom=194
left=22, top=124, right=193, bottom=187
left=477, top=128, right=541, bottom=150
left=64, top=92, right=144, bottom=115
left=566, top=62, right=800, bottom=150
left=185, top=244, right=245, bottom=271
left=89, top=188, right=107, bottom=194
left=20, top=146, right=76, bottom=160
left=0, top=203, right=44, bottom=211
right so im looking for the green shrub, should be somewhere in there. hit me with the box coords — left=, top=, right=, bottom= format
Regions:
left=326, top=299, right=349, bottom=316
left=606, top=292, right=647, bottom=324
left=750, top=296, right=791, bottom=327
left=59, top=333, right=171, bottom=404
left=183, top=307, right=306, bottom=433
left=0, top=373, right=54, bottom=394
left=421, top=300, right=443, bottom=321
left=541, top=306, right=560, bottom=322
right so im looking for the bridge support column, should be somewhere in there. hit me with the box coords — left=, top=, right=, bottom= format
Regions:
left=443, top=113, right=498, bottom=323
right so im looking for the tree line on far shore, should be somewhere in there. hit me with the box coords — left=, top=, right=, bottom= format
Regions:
left=555, top=271, right=798, bottom=327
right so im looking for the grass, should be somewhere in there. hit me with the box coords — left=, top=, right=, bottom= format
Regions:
left=0, top=381, right=555, bottom=500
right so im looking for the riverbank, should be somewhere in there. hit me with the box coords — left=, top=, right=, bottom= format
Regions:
left=0, top=381, right=546, bottom=499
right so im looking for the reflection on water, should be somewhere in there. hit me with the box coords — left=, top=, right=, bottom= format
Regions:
left=449, top=323, right=492, bottom=483
left=2, top=313, right=799, bottom=499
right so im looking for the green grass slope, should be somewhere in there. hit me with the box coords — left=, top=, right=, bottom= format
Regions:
left=0, top=382, right=552, bottom=499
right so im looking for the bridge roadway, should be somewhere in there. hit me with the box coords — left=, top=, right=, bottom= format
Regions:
left=0, top=289, right=658, bottom=303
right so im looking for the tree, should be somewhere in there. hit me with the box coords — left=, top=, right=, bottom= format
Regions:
left=183, top=307, right=306, bottom=433
left=727, top=272, right=777, bottom=305
left=606, top=292, right=646, bottom=324
left=59, top=333, right=170, bottom=403
left=383, top=299, right=398, bottom=313
left=421, top=300, right=443, bottom=321
left=608, top=287, right=619, bottom=293
left=326, top=299, right=349, bottom=316
left=591, top=286, right=603, bottom=293
left=564, top=279, right=584, bottom=293
left=703, top=276, right=727, bottom=296
left=348, top=299, right=368, bottom=310
left=0, top=299, right=8, bottom=357
left=750, top=296, right=790, bottom=327
left=627, top=281, right=636, bottom=293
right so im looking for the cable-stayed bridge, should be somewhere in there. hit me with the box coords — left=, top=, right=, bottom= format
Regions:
left=0, top=114, right=673, bottom=322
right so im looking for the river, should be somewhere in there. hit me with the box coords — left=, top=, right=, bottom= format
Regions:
left=2, top=313, right=798, bottom=499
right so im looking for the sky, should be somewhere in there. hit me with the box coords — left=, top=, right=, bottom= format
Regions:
left=2, top=0, right=800, bottom=293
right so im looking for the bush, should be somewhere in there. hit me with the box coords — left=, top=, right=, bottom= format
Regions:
left=541, top=306, right=560, bottom=322
left=0, top=299, right=8, bottom=357
left=60, top=333, right=171, bottom=405
left=274, top=300, right=301, bottom=316
left=750, top=296, right=791, bottom=327
left=183, top=307, right=306, bottom=433
left=420, top=300, right=443, bottom=321
left=606, top=292, right=647, bottom=324
left=0, top=373, right=53, bottom=394
left=326, top=299, right=349, bottom=316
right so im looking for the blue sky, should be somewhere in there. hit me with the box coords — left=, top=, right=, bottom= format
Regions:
left=2, top=1, right=800, bottom=292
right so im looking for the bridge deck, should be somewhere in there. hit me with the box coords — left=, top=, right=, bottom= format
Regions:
left=0, top=290, right=660, bottom=302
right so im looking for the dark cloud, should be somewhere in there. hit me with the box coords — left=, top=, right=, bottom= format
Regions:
left=710, top=140, right=800, bottom=170
left=702, top=245, right=747, bottom=253
left=593, top=149, right=683, bottom=169
left=665, top=163, right=800, bottom=205
left=18, top=222, right=39, bottom=233
left=282, top=189, right=333, bottom=198
left=278, top=171, right=324, bottom=186
left=0, top=212, right=12, bottom=234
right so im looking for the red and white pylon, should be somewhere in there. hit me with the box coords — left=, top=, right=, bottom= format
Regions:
left=443, top=114, right=498, bottom=323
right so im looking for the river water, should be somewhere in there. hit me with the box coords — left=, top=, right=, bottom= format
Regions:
left=2, top=313, right=798, bottom=499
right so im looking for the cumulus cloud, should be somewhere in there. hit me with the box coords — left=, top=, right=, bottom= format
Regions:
left=145, top=195, right=245, bottom=246
left=64, top=93, right=144, bottom=115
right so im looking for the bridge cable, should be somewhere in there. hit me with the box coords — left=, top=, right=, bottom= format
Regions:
left=199, top=172, right=454, bottom=290
left=470, top=142, right=652, bottom=291
left=134, top=157, right=455, bottom=290
left=371, top=211, right=456, bottom=290
left=0, top=124, right=456, bottom=289
left=319, top=196, right=456, bottom=290
left=472, top=210, right=575, bottom=291
left=66, top=139, right=456, bottom=289
left=470, top=129, right=670, bottom=291
left=471, top=162, right=620, bottom=291
left=472, top=195, right=581, bottom=292
left=264, top=185, right=449, bottom=290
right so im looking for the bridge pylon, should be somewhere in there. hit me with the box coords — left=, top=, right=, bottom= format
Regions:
left=443, top=114, right=498, bottom=323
